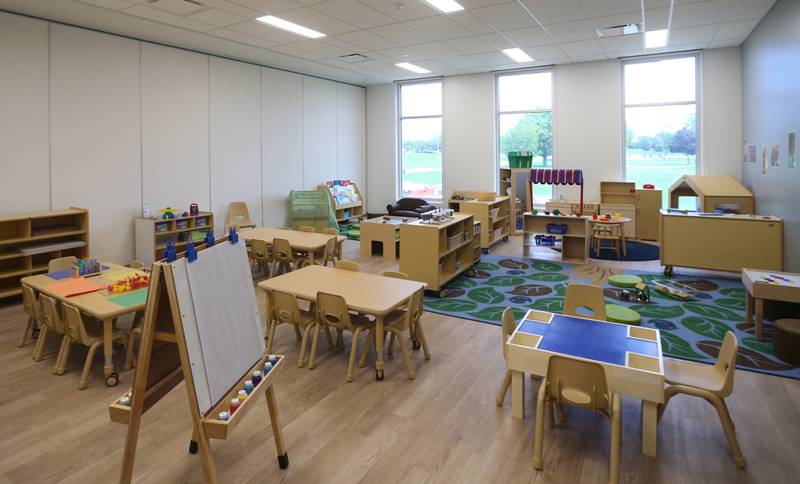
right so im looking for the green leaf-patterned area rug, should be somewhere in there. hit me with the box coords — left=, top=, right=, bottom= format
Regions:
left=423, top=255, right=799, bottom=380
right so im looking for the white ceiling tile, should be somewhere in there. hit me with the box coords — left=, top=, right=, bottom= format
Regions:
left=378, top=46, right=430, bottom=61
left=671, top=1, right=727, bottom=28
left=442, top=35, right=496, bottom=54
left=714, top=18, right=760, bottom=40
left=440, top=54, right=484, bottom=68
left=472, top=3, right=538, bottom=32
left=317, top=57, right=370, bottom=70
left=718, top=0, right=777, bottom=22
left=581, top=0, right=641, bottom=17
left=278, top=7, right=360, bottom=35
left=202, top=1, right=265, bottom=18
left=122, top=5, right=216, bottom=31
left=188, top=8, right=248, bottom=27
left=642, top=8, right=670, bottom=30
left=478, top=32, right=515, bottom=49
left=589, top=10, right=641, bottom=30
left=449, top=11, right=494, bottom=35
left=415, top=59, right=460, bottom=72
left=407, top=15, right=473, bottom=41
left=369, top=23, right=434, bottom=46
left=228, top=19, right=308, bottom=42
left=336, top=30, right=399, bottom=50
left=709, top=38, right=745, bottom=48
left=472, top=50, right=515, bottom=66
left=146, top=0, right=206, bottom=15
left=407, top=41, right=461, bottom=57
left=270, top=43, right=326, bottom=59
left=223, top=0, right=302, bottom=14
left=543, top=57, right=571, bottom=65
left=669, top=24, right=719, bottom=46
left=569, top=54, right=607, bottom=63
left=600, top=33, right=643, bottom=52
left=207, top=28, right=278, bottom=48
left=456, top=0, right=512, bottom=9
left=500, top=26, right=552, bottom=47
left=605, top=49, right=641, bottom=58
left=544, top=19, right=597, bottom=43
left=361, top=0, right=440, bottom=21
left=319, top=37, right=364, bottom=51
left=74, top=0, right=132, bottom=10
left=558, top=39, right=604, bottom=57
left=292, top=39, right=355, bottom=57
left=312, top=0, right=395, bottom=29
left=524, top=44, right=565, bottom=60
left=521, top=0, right=587, bottom=24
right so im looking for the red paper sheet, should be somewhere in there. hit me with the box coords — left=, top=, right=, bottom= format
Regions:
left=46, top=277, right=105, bottom=298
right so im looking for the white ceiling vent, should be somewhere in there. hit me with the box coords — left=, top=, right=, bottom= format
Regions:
left=597, top=23, right=642, bottom=38
left=338, top=53, right=371, bottom=64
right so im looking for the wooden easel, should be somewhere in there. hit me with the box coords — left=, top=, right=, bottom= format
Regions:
left=108, top=237, right=289, bottom=483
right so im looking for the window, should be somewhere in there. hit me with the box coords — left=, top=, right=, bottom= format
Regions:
left=399, top=81, right=443, bottom=199
left=623, top=54, right=699, bottom=208
left=496, top=71, right=553, bottom=203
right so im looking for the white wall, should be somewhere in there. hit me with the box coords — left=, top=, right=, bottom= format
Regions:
left=0, top=11, right=365, bottom=263
left=366, top=48, right=743, bottom=207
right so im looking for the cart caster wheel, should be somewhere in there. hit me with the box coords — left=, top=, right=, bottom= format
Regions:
left=32, top=328, right=40, bottom=339
left=503, top=235, right=509, bottom=241
left=189, top=440, right=198, bottom=455
left=278, top=452, right=289, bottom=469
left=465, top=269, right=476, bottom=277
left=105, top=373, right=119, bottom=387
left=375, top=370, right=384, bottom=381
left=438, top=289, right=447, bottom=298
left=664, top=266, right=673, bottom=277
left=481, top=249, right=489, bottom=254
left=412, top=338, right=421, bottom=351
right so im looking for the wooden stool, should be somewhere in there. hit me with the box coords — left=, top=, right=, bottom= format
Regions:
left=774, top=319, right=800, bottom=365
left=592, top=224, right=622, bottom=259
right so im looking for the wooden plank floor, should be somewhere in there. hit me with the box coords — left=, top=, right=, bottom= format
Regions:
left=0, top=236, right=797, bottom=484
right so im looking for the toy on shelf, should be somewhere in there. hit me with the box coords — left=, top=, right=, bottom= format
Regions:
left=534, top=234, right=557, bottom=246
left=159, top=207, right=179, bottom=220
left=107, top=274, right=150, bottom=294
left=189, top=203, right=199, bottom=216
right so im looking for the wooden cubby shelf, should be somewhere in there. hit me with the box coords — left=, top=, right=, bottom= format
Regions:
left=135, top=211, right=214, bottom=265
left=319, top=181, right=365, bottom=223
left=0, top=208, right=89, bottom=300
left=522, top=212, right=589, bottom=264
left=455, top=195, right=512, bottom=253
left=499, top=167, right=532, bottom=235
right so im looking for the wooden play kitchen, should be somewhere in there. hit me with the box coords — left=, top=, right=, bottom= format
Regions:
left=448, top=191, right=511, bottom=253
left=399, top=213, right=479, bottom=297
left=359, top=216, right=408, bottom=260
left=522, top=212, right=589, bottom=264
left=0, top=207, right=89, bottom=300
left=135, top=210, right=214, bottom=265
left=741, top=268, right=800, bottom=341
left=505, top=309, right=664, bottom=457
left=660, top=211, right=783, bottom=276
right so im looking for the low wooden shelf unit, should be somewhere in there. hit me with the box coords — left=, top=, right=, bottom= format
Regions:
left=523, top=213, right=589, bottom=264
left=135, top=211, right=214, bottom=265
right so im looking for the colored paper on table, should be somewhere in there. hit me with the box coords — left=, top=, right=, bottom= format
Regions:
left=104, top=269, right=145, bottom=282
left=47, top=278, right=105, bottom=297
left=107, top=289, right=148, bottom=308
left=46, top=270, right=72, bottom=280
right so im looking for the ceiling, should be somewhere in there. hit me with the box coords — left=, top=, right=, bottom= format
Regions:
left=0, top=0, right=776, bottom=85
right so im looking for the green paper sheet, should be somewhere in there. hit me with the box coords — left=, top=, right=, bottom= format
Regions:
left=107, top=289, right=148, bottom=308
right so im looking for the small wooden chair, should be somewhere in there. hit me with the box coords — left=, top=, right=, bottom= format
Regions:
left=534, top=355, right=621, bottom=484
left=299, top=225, right=315, bottom=233
left=124, top=312, right=144, bottom=371
left=310, top=237, right=337, bottom=267
left=48, top=256, right=77, bottom=272
left=496, top=307, right=517, bottom=405
left=322, top=228, right=342, bottom=259
left=59, top=304, right=128, bottom=389
left=270, top=238, right=295, bottom=277
left=34, top=294, right=68, bottom=367
left=312, top=292, right=374, bottom=381
left=249, top=239, right=272, bottom=276
left=334, top=260, right=360, bottom=272
left=382, top=270, right=408, bottom=279
left=227, top=201, right=255, bottom=230
left=658, top=331, right=745, bottom=468
left=129, top=260, right=146, bottom=270
left=19, top=284, right=41, bottom=347
left=592, top=223, right=622, bottom=259
left=322, top=228, right=339, bottom=236
left=563, top=283, right=607, bottom=321
left=269, top=290, right=320, bottom=366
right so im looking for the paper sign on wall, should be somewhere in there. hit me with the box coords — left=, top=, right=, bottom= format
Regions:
left=761, top=145, right=767, bottom=175
left=789, top=132, right=796, bottom=169
left=770, top=144, right=780, bottom=167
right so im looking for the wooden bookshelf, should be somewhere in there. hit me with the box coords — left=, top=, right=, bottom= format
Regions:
left=0, top=208, right=89, bottom=300
left=456, top=195, right=512, bottom=253
left=399, top=213, right=477, bottom=297
left=318, top=182, right=365, bottom=223
left=523, top=213, right=589, bottom=264
left=135, top=211, right=214, bottom=265
left=499, top=168, right=532, bottom=234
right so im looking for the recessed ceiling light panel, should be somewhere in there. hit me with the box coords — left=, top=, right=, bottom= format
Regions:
left=256, top=15, right=325, bottom=39
left=502, top=48, right=533, bottom=63
left=396, top=62, right=431, bottom=74
left=645, top=29, right=669, bottom=48
left=421, top=0, right=464, bottom=13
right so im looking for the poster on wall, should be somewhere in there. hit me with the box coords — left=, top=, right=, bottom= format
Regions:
left=770, top=145, right=780, bottom=167
left=747, top=144, right=756, bottom=164
left=761, top=145, right=767, bottom=175
left=789, top=132, right=796, bottom=169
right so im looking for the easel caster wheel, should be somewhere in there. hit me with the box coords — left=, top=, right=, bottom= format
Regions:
left=278, top=452, right=289, bottom=469
left=32, top=328, right=40, bottom=339
left=412, top=338, right=421, bottom=351
left=189, top=440, right=199, bottom=454
left=375, top=370, right=384, bottom=381
left=481, top=249, right=489, bottom=254
left=503, top=236, right=509, bottom=242
left=105, top=373, right=119, bottom=387
left=438, top=289, right=447, bottom=298
left=465, top=269, right=476, bottom=277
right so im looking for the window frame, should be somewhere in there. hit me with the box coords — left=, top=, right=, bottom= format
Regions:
left=494, top=67, right=554, bottom=202
left=620, top=51, right=702, bottom=183
left=397, top=79, right=444, bottom=202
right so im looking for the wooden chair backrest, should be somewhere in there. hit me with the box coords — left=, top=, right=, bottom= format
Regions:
left=334, top=260, right=360, bottom=272
left=250, top=239, right=270, bottom=262
left=382, top=271, right=408, bottom=279
left=592, top=223, right=621, bottom=238
left=299, top=225, right=315, bottom=233
left=62, top=303, right=92, bottom=343
left=272, top=238, right=293, bottom=263
left=227, top=201, right=253, bottom=228
left=546, top=355, right=611, bottom=414
left=39, top=294, right=65, bottom=333
left=563, top=283, right=607, bottom=321
left=501, top=307, right=517, bottom=358
left=715, top=331, right=739, bottom=397
left=272, top=290, right=302, bottom=325
left=48, top=256, right=77, bottom=272
left=322, top=228, right=339, bottom=236
left=316, top=292, right=356, bottom=331
left=129, top=260, right=146, bottom=269
left=320, top=237, right=337, bottom=265
left=22, top=284, right=39, bottom=319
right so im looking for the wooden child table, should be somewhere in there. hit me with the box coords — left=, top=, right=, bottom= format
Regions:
left=741, top=268, right=800, bottom=341
left=359, top=216, right=408, bottom=260
left=239, top=227, right=346, bottom=261
left=587, top=216, right=631, bottom=257
left=22, top=263, right=148, bottom=386
left=505, top=309, right=664, bottom=457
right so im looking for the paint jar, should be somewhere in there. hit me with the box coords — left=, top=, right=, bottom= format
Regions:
left=252, top=371, right=262, bottom=386
left=119, top=396, right=131, bottom=406
left=229, top=398, right=240, bottom=414
left=237, top=389, right=247, bottom=403
left=243, top=380, right=254, bottom=394
left=268, top=354, right=278, bottom=365
left=218, top=411, right=229, bottom=421
left=264, top=362, right=273, bottom=374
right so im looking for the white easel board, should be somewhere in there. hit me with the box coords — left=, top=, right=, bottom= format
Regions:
left=170, top=240, right=265, bottom=414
